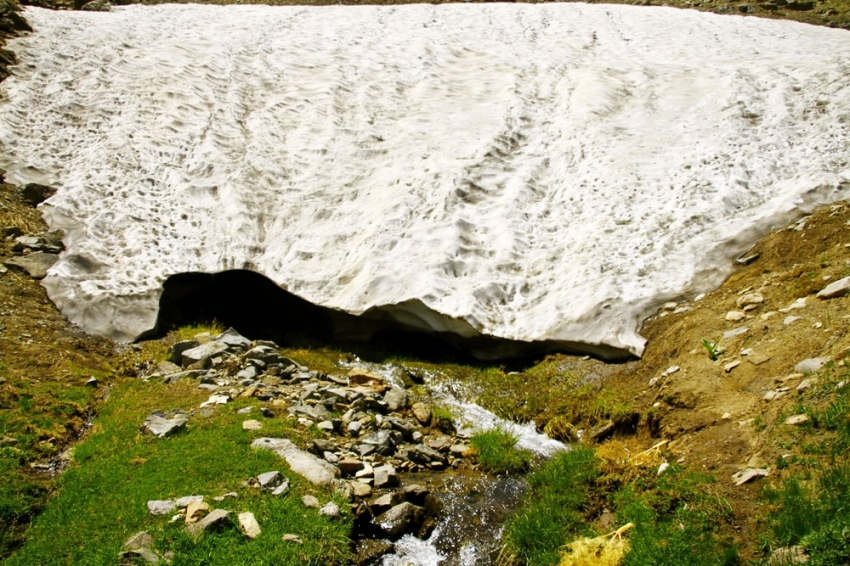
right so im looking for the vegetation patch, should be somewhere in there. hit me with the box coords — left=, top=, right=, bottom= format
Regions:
left=5, top=379, right=351, bottom=566
left=470, top=429, right=533, bottom=475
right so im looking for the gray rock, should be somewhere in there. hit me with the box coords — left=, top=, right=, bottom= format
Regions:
left=373, top=464, right=399, bottom=489
left=186, top=509, right=232, bottom=539
left=215, top=327, right=253, bottom=350
left=180, top=341, right=228, bottom=368
left=370, top=491, right=405, bottom=514
left=256, top=470, right=284, bottom=490
left=317, top=420, right=335, bottom=433
left=384, top=388, right=409, bottom=411
left=252, top=438, right=340, bottom=485
left=736, top=293, right=764, bottom=309
left=723, top=326, right=749, bottom=340
left=282, top=534, right=303, bottom=544
left=794, top=357, right=830, bottom=374
left=123, top=531, right=154, bottom=550
left=237, top=366, right=258, bottom=381
left=4, top=252, right=59, bottom=279
left=373, top=502, right=425, bottom=538
left=319, top=501, right=340, bottom=518
left=817, top=276, right=850, bottom=300
left=271, top=481, right=290, bottom=496
left=785, top=414, right=809, bottom=426
left=350, top=481, right=372, bottom=497
left=385, top=416, right=416, bottom=438
left=324, top=451, right=340, bottom=464
left=147, top=500, right=176, bottom=515
left=141, top=409, right=189, bottom=438
left=403, top=484, right=430, bottom=504
left=171, top=340, right=197, bottom=366
left=245, top=346, right=284, bottom=365
left=359, top=430, right=396, bottom=456
left=174, top=495, right=204, bottom=508
left=348, top=421, right=363, bottom=435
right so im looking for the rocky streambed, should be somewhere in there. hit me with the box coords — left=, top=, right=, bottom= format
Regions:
left=126, top=326, right=556, bottom=565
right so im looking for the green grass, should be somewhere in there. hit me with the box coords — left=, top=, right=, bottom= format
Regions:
left=5, top=379, right=352, bottom=566
left=500, top=446, right=599, bottom=566
left=616, top=468, right=738, bottom=566
left=470, top=429, right=532, bottom=475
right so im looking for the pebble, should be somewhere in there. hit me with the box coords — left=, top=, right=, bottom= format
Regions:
left=785, top=414, right=809, bottom=426
left=242, top=419, right=262, bottom=431
left=724, top=360, right=741, bottom=373
left=302, top=495, right=320, bottom=508
left=725, top=311, right=746, bottom=322
left=783, top=315, right=801, bottom=326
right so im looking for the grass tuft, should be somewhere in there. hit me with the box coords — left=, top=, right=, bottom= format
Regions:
left=470, top=429, right=532, bottom=475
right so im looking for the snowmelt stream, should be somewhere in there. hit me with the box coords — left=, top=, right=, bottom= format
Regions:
left=1, top=5, right=850, bottom=358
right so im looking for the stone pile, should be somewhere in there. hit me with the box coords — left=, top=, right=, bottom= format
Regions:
left=142, top=327, right=475, bottom=544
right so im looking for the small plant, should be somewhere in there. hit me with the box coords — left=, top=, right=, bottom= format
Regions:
left=470, top=428, right=532, bottom=474
left=701, top=339, right=720, bottom=361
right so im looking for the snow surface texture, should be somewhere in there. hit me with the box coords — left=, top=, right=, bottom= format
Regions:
left=1, top=5, right=850, bottom=358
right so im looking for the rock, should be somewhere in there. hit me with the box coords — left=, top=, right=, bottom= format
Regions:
left=736, top=293, right=764, bottom=309
left=403, top=484, right=430, bottom=504
left=725, top=311, right=746, bottom=322
left=373, top=465, right=399, bottom=488
left=796, top=378, right=817, bottom=393
left=81, top=0, right=112, bottom=11
left=784, top=315, right=801, bottom=326
left=4, top=252, right=59, bottom=279
left=371, top=491, right=406, bottom=513
left=794, top=357, right=829, bottom=374
left=19, top=183, right=56, bottom=205
left=170, top=341, right=196, bottom=365
left=338, top=458, right=365, bottom=475
left=747, top=352, right=770, bottom=366
left=779, top=298, right=808, bottom=312
left=319, top=501, right=340, bottom=518
left=260, top=407, right=274, bottom=418
left=385, top=416, right=416, bottom=439
left=353, top=539, right=395, bottom=565
left=724, top=360, right=741, bottom=373
left=151, top=360, right=182, bottom=376
left=256, top=470, right=284, bottom=490
left=187, top=509, right=232, bottom=539
left=347, top=421, right=363, bottom=435
left=732, top=468, right=769, bottom=486
left=350, top=481, right=372, bottom=497
left=817, top=276, right=850, bottom=299
left=723, top=326, right=749, bottom=340
left=590, top=421, right=615, bottom=442
left=123, top=531, right=154, bottom=550
left=175, top=495, right=204, bottom=508
left=428, top=436, right=453, bottom=452
left=238, top=511, right=262, bottom=539
left=242, top=419, right=262, bottom=431
left=373, top=502, right=425, bottom=538
left=282, top=534, right=304, bottom=544
left=317, top=421, right=335, bottom=433
left=769, top=546, right=809, bottom=565
left=302, top=495, right=320, bottom=508
left=359, top=430, right=397, bottom=456
left=271, top=481, right=290, bottom=496
left=411, top=403, right=432, bottom=426
left=252, top=438, right=340, bottom=485
left=786, top=0, right=813, bottom=9
left=324, top=451, right=339, bottom=464
left=199, top=394, right=231, bottom=408
left=180, top=341, right=228, bottom=368
left=384, top=388, right=409, bottom=411
left=141, top=409, right=189, bottom=438
left=118, top=548, right=159, bottom=564
left=785, top=414, right=809, bottom=426
left=348, top=368, right=384, bottom=387
left=85, top=376, right=98, bottom=387
left=237, top=366, right=258, bottom=381
left=215, top=327, right=252, bottom=350
left=185, top=500, right=211, bottom=524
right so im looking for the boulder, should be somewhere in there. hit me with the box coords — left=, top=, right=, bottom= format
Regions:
left=411, top=403, right=432, bottom=426
left=373, top=465, right=399, bottom=489
left=180, top=341, right=228, bottom=367
left=383, top=388, right=408, bottom=411
left=238, top=512, right=261, bottom=539
left=4, top=252, right=58, bottom=279
left=141, top=409, right=189, bottom=438
left=186, top=509, right=232, bottom=539
left=252, top=438, right=340, bottom=485
left=373, top=502, right=425, bottom=538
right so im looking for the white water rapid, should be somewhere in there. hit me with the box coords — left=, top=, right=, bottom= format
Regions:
left=1, top=5, right=850, bottom=358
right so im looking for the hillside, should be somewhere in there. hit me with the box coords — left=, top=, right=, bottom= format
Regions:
left=1, top=0, right=850, bottom=564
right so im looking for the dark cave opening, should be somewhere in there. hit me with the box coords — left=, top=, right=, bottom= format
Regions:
left=151, top=270, right=480, bottom=364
